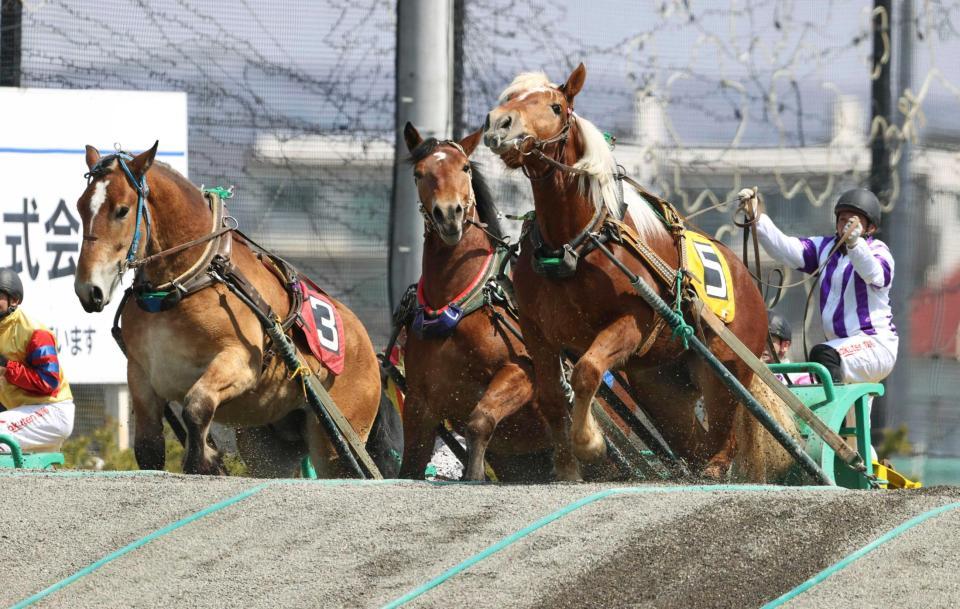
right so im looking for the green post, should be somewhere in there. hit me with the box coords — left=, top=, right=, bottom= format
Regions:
left=0, top=433, right=25, bottom=468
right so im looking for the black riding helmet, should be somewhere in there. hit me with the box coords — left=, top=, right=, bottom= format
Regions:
left=834, top=188, right=881, bottom=228
left=0, top=268, right=23, bottom=303
left=768, top=310, right=792, bottom=342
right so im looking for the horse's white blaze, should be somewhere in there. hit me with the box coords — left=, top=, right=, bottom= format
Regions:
left=88, top=179, right=110, bottom=219
left=75, top=177, right=121, bottom=307
left=433, top=151, right=447, bottom=161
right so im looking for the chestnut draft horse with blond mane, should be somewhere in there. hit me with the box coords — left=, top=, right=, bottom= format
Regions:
left=73, top=143, right=386, bottom=477
left=483, top=64, right=798, bottom=481
left=397, top=123, right=551, bottom=481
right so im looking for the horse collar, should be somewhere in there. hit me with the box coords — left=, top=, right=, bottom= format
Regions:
left=412, top=244, right=498, bottom=339
left=528, top=202, right=607, bottom=280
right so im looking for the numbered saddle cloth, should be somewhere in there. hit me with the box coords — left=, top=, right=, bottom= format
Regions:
left=295, top=279, right=345, bottom=375
left=684, top=231, right=736, bottom=323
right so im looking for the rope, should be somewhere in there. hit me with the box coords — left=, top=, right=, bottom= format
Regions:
left=287, top=363, right=312, bottom=396
left=202, top=185, right=234, bottom=200
left=671, top=270, right=694, bottom=349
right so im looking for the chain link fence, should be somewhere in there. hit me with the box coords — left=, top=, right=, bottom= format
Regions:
left=5, top=0, right=960, bottom=479
left=459, top=0, right=960, bottom=478
left=11, top=0, right=395, bottom=438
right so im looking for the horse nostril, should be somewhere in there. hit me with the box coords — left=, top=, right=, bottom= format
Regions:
left=500, top=115, right=512, bottom=130
left=432, top=207, right=444, bottom=223
left=455, top=204, right=464, bottom=216
left=89, top=285, right=103, bottom=307
left=484, top=114, right=491, bottom=131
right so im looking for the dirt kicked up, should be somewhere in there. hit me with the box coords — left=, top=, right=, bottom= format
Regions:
left=2, top=471, right=958, bottom=609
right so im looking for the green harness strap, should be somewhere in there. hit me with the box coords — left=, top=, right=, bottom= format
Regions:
left=456, top=245, right=513, bottom=318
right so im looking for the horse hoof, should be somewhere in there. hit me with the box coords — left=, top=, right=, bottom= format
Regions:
left=553, top=452, right=583, bottom=481
left=553, top=464, right=583, bottom=482
left=571, top=432, right=607, bottom=463
left=702, top=461, right=731, bottom=481
left=183, top=457, right=228, bottom=476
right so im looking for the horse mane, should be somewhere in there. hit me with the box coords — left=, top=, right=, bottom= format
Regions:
left=407, top=137, right=443, bottom=164
left=570, top=115, right=666, bottom=240
left=498, top=71, right=554, bottom=102
left=470, top=162, right=503, bottom=240
left=499, top=73, right=666, bottom=240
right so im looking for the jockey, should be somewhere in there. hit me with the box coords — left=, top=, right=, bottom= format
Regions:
left=0, top=269, right=75, bottom=453
left=739, top=187, right=897, bottom=386
left=763, top=310, right=813, bottom=385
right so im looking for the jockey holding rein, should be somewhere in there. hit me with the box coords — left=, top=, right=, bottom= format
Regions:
left=738, top=187, right=898, bottom=386
left=0, top=269, right=75, bottom=453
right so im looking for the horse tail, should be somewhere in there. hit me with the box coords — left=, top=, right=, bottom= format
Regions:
left=365, top=392, right=404, bottom=478
left=729, top=374, right=802, bottom=483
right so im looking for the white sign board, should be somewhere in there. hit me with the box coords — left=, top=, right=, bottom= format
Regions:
left=0, top=87, right=188, bottom=383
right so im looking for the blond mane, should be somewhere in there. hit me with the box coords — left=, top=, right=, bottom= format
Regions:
left=497, top=74, right=666, bottom=240
left=498, top=72, right=554, bottom=102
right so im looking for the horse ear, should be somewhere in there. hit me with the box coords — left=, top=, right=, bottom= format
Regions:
left=403, top=122, right=423, bottom=152
left=559, top=63, right=587, bottom=101
left=85, top=145, right=101, bottom=170
left=457, top=129, right=483, bottom=157
left=129, top=140, right=159, bottom=179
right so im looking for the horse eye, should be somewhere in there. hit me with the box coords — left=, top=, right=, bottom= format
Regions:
left=115, top=206, right=130, bottom=219
left=413, top=171, right=423, bottom=181
left=463, top=164, right=471, bottom=173
left=551, top=103, right=562, bottom=115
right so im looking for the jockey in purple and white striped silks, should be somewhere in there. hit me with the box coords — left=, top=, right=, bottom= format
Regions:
left=741, top=188, right=898, bottom=386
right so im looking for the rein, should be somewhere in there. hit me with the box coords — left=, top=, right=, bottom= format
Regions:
left=128, top=216, right=237, bottom=273
left=84, top=152, right=152, bottom=272
left=512, top=118, right=590, bottom=180
left=735, top=208, right=859, bottom=356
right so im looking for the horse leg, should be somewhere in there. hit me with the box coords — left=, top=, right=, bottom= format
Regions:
left=129, top=360, right=166, bottom=470
left=398, top=397, right=438, bottom=480
left=464, top=362, right=535, bottom=481
left=622, top=360, right=704, bottom=467
left=570, top=315, right=642, bottom=463
left=301, top=411, right=357, bottom=479
left=689, top=358, right=751, bottom=479
left=181, top=351, right=256, bottom=475
left=236, top=421, right=305, bottom=478
left=523, top=323, right=579, bottom=481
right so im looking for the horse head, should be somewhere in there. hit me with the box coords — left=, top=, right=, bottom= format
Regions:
left=404, top=123, right=483, bottom=246
left=74, top=142, right=158, bottom=312
left=483, top=63, right=586, bottom=168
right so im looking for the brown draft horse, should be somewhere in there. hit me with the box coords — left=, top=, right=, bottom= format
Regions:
left=73, top=143, right=383, bottom=476
left=398, top=123, right=552, bottom=481
left=483, top=64, right=797, bottom=481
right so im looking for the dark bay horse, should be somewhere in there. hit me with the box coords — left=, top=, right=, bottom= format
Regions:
left=73, top=143, right=383, bottom=476
left=483, top=65, right=797, bottom=481
left=398, top=124, right=551, bottom=481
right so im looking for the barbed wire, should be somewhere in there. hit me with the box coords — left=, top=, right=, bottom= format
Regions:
left=459, top=0, right=960, bottom=458
left=18, top=0, right=396, bottom=341
left=13, top=0, right=960, bottom=457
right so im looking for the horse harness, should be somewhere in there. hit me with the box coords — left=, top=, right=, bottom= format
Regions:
left=391, top=241, right=518, bottom=343
left=86, top=154, right=305, bottom=361
left=509, top=126, right=703, bottom=356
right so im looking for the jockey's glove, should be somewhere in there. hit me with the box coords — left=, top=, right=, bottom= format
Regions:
left=843, top=217, right=863, bottom=249
left=737, top=186, right=762, bottom=220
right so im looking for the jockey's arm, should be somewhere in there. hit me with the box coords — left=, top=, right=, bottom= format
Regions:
left=2, top=329, right=63, bottom=396
left=754, top=214, right=807, bottom=271
left=847, top=240, right=894, bottom=288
